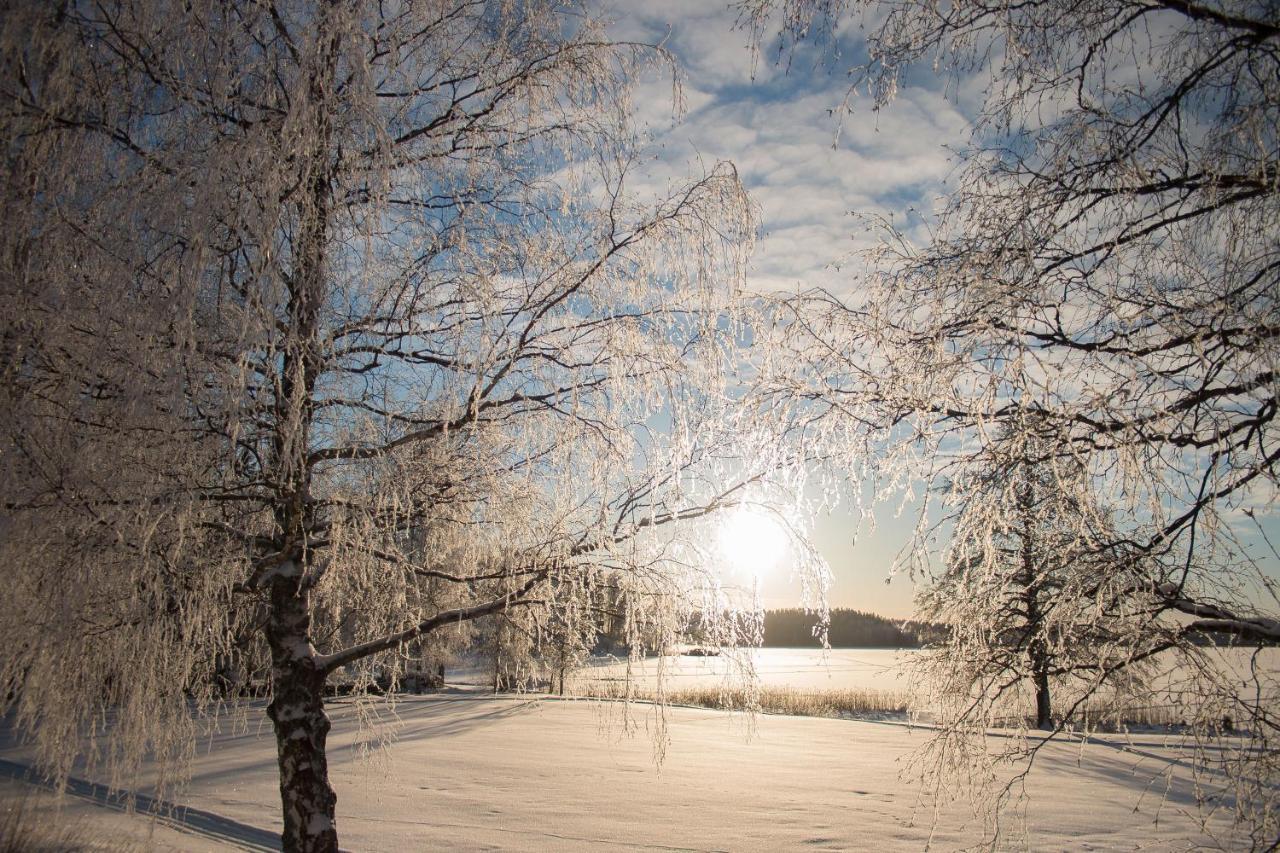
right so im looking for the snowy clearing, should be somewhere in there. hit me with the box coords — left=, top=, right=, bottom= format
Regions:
left=0, top=687, right=1258, bottom=851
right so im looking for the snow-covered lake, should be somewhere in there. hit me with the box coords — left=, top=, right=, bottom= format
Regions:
left=568, top=645, right=1279, bottom=709
left=570, top=647, right=917, bottom=693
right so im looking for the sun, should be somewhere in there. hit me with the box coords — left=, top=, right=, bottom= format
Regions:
left=718, top=508, right=789, bottom=576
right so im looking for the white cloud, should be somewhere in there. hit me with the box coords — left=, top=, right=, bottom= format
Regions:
left=606, top=0, right=775, bottom=89
left=604, top=4, right=976, bottom=298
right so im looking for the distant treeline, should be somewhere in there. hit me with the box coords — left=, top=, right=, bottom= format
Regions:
left=763, top=609, right=945, bottom=648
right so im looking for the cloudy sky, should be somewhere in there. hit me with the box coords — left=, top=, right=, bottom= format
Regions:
left=600, top=2, right=980, bottom=617
left=611, top=1, right=977, bottom=295
left=595, top=1, right=1280, bottom=622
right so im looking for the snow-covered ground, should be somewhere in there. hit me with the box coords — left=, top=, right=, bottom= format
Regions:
left=0, top=687, right=1261, bottom=851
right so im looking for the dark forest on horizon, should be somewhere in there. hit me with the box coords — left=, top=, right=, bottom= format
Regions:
left=761, top=609, right=945, bottom=649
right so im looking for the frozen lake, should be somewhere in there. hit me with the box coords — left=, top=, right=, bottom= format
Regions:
left=569, top=645, right=1279, bottom=710
left=570, top=647, right=917, bottom=693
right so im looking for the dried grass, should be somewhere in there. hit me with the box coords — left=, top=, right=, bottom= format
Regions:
left=571, top=683, right=912, bottom=718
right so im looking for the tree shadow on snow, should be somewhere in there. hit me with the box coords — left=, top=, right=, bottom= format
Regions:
left=368, top=695, right=541, bottom=743
left=1029, top=740, right=1236, bottom=812
left=0, top=757, right=281, bottom=851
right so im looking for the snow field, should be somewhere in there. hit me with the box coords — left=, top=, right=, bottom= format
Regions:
left=0, top=686, right=1257, bottom=851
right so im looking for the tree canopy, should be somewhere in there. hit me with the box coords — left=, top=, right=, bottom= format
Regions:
left=0, top=2, right=824, bottom=849
left=742, top=0, right=1279, bottom=844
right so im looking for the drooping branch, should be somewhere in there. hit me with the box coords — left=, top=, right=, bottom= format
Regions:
left=316, top=571, right=548, bottom=675
left=1156, top=585, right=1280, bottom=644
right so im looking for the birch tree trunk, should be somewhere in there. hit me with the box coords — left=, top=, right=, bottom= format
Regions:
left=1018, top=487, right=1052, bottom=729
left=266, top=571, right=339, bottom=853
left=266, top=34, right=337, bottom=846
left=1022, top=584, right=1051, bottom=729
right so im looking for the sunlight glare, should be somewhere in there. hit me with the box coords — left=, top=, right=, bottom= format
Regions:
left=719, top=509, right=789, bottom=577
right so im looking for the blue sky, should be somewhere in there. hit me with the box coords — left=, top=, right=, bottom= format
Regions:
left=606, top=1, right=981, bottom=300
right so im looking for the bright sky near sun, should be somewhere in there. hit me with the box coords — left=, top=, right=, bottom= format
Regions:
left=601, top=1, right=972, bottom=618
left=718, top=508, right=790, bottom=579
left=604, top=1, right=1279, bottom=620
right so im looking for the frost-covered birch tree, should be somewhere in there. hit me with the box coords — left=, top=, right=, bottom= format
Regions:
left=0, top=3, right=821, bottom=851
left=741, top=0, right=1279, bottom=844
left=917, top=424, right=1155, bottom=732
